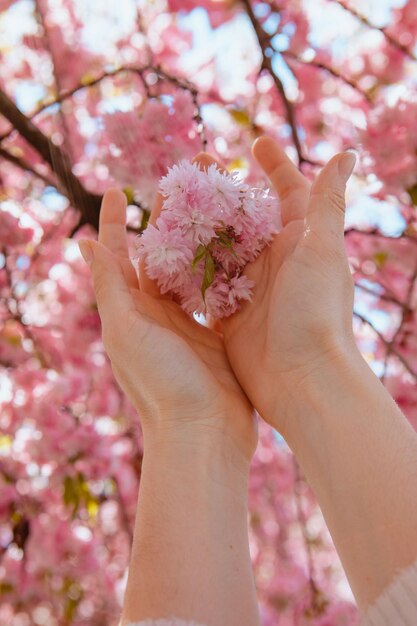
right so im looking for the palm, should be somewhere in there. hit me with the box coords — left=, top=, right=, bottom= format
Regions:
left=188, top=136, right=313, bottom=433
left=129, top=290, right=255, bottom=451
left=222, top=216, right=306, bottom=424
left=98, top=186, right=257, bottom=460
left=220, top=137, right=355, bottom=435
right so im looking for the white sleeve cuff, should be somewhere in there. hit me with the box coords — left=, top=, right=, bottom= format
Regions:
left=361, top=559, right=417, bottom=626
left=127, top=617, right=204, bottom=626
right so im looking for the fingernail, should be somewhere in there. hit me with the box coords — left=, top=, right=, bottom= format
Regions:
left=78, top=239, right=94, bottom=266
left=338, top=151, right=356, bottom=179
left=191, top=152, right=209, bottom=163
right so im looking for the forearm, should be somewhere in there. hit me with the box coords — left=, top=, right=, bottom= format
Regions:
left=120, top=426, right=260, bottom=626
left=281, top=345, right=417, bottom=612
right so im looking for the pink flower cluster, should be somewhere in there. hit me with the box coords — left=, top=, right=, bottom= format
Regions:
left=0, top=210, right=34, bottom=247
left=361, top=93, right=417, bottom=198
left=137, top=160, right=280, bottom=318
left=103, top=92, right=202, bottom=206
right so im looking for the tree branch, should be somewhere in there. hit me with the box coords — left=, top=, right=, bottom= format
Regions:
left=0, top=62, right=206, bottom=234
left=353, top=311, right=417, bottom=380
left=0, top=146, right=56, bottom=187
left=240, top=0, right=311, bottom=166
left=0, top=88, right=102, bottom=230
left=0, top=64, right=208, bottom=145
left=34, top=0, right=74, bottom=160
left=2, top=247, right=51, bottom=369
left=282, top=50, right=372, bottom=102
left=330, top=0, right=417, bottom=62
left=355, top=281, right=405, bottom=309
left=0, top=67, right=138, bottom=144
left=293, top=457, right=328, bottom=618
left=381, top=260, right=417, bottom=383
left=345, top=227, right=417, bottom=246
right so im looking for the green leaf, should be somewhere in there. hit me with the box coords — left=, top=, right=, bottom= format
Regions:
left=191, top=244, right=207, bottom=273
left=63, top=475, right=80, bottom=516
left=227, top=157, right=248, bottom=172
left=0, top=435, right=12, bottom=451
left=87, top=499, right=99, bottom=520
left=0, top=581, right=14, bottom=594
left=122, top=186, right=135, bottom=204
left=63, top=476, right=76, bottom=507
left=140, top=209, right=150, bottom=232
left=217, top=232, right=234, bottom=248
left=64, top=597, right=79, bottom=622
left=62, top=578, right=83, bottom=620
left=6, top=333, right=21, bottom=347
left=229, top=108, right=251, bottom=127
left=373, top=251, right=388, bottom=268
left=216, top=232, right=239, bottom=260
left=63, top=474, right=100, bottom=520
left=80, top=72, right=96, bottom=86
left=201, top=252, right=215, bottom=301
left=407, top=183, right=417, bottom=206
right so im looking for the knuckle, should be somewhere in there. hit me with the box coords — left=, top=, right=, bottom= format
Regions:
left=100, top=322, right=121, bottom=358
left=111, top=240, right=128, bottom=258
left=303, top=227, right=332, bottom=255
left=101, top=310, right=140, bottom=358
left=301, top=229, right=349, bottom=268
left=328, top=185, right=346, bottom=214
left=101, top=323, right=116, bottom=350
left=92, top=266, right=108, bottom=303
left=311, top=184, right=346, bottom=214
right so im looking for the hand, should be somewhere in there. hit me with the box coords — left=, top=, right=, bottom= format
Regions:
left=78, top=175, right=257, bottom=464
left=219, top=137, right=358, bottom=438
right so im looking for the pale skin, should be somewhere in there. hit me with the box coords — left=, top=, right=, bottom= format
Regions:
left=79, top=167, right=259, bottom=626
left=79, top=136, right=417, bottom=623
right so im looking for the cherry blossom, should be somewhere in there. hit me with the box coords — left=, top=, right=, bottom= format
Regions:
left=1, top=0, right=416, bottom=623
left=137, top=161, right=279, bottom=317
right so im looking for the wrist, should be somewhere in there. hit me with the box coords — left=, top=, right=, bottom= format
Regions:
left=142, top=421, right=251, bottom=496
left=124, top=419, right=256, bottom=625
left=276, top=338, right=365, bottom=445
left=271, top=337, right=417, bottom=610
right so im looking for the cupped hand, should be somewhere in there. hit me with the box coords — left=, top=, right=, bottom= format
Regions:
left=78, top=171, right=257, bottom=463
left=217, top=137, right=357, bottom=438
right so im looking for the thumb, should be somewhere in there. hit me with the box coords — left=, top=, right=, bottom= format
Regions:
left=306, top=151, right=356, bottom=240
left=79, top=238, right=138, bottom=348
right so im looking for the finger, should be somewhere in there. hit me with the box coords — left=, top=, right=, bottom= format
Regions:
left=78, top=238, right=144, bottom=349
left=138, top=191, right=164, bottom=298
left=306, top=151, right=356, bottom=241
left=192, top=153, right=227, bottom=318
left=138, top=194, right=183, bottom=305
left=252, top=136, right=310, bottom=227
left=98, top=188, right=138, bottom=289
left=138, top=153, right=225, bottom=301
left=192, top=151, right=226, bottom=173
left=206, top=313, right=223, bottom=334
